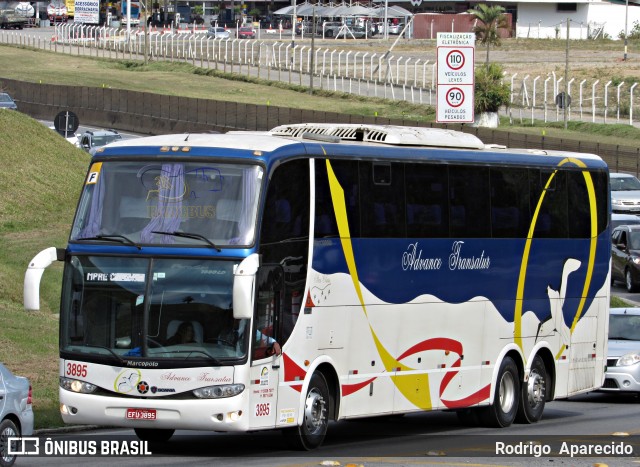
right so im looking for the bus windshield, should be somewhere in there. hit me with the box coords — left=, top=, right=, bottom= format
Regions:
left=60, top=256, right=248, bottom=363
left=70, top=161, right=263, bottom=247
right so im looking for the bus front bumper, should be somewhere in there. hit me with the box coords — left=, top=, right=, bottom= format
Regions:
left=60, top=389, right=251, bottom=432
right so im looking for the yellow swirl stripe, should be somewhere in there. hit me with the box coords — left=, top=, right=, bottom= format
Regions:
left=325, top=159, right=432, bottom=409
left=512, top=157, right=598, bottom=362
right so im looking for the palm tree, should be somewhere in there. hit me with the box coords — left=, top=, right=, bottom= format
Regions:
left=467, top=4, right=509, bottom=69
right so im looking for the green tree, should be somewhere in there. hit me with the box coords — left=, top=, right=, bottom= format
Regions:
left=474, top=62, right=510, bottom=114
left=467, top=4, right=509, bottom=69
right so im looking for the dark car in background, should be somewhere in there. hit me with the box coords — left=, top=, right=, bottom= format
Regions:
left=0, top=92, right=17, bottom=110
left=611, top=172, right=640, bottom=214
left=0, top=363, right=34, bottom=467
left=601, top=308, right=640, bottom=395
left=611, top=224, right=640, bottom=292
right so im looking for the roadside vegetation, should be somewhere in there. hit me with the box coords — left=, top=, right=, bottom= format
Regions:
left=0, top=110, right=89, bottom=428
left=1, top=44, right=640, bottom=148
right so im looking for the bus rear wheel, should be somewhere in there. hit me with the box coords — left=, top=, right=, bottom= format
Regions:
left=479, top=356, right=520, bottom=428
left=283, top=372, right=329, bottom=450
left=134, top=428, right=174, bottom=443
left=516, top=355, right=547, bottom=423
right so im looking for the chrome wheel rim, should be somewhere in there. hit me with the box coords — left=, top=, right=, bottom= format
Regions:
left=527, top=369, right=546, bottom=407
left=303, top=388, right=327, bottom=435
left=498, top=371, right=516, bottom=413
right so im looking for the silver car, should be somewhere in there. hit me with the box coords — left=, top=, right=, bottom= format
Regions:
left=1, top=363, right=34, bottom=467
left=611, top=172, right=640, bottom=214
left=0, top=92, right=17, bottom=110
left=207, top=26, right=230, bottom=39
left=601, top=308, right=640, bottom=394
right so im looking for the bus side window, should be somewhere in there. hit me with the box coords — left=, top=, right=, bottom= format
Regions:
left=253, top=266, right=283, bottom=360
left=259, top=159, right=310, bottom=348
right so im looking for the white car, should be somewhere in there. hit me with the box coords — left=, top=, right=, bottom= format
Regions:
left=388, top=23, right=404, bottom=34
left=601, top=308, right=640, bottom=394
left=0, top=363, right=34, bottom=467
left=49, top=126, right=79, bottom=147
left=611, top=172, right=640, bottom=214
left=207, top=26, right=230, bottom=39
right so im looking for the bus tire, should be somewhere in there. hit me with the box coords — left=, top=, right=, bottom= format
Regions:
left=479, top=356, right=520, bottom=428
left=325, top=30, right=333, bottom=38
left=516, top=355, right=547, bottom=424
left=283, top=372, right=329, bottom=450
left=134, top=428, right=174, bottom=443
left=0, top=418, right=19, bottom=467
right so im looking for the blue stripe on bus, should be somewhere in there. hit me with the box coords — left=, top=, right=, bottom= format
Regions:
left=311, top=235, right=610, bottom=325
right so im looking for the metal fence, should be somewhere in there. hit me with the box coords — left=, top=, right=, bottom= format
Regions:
left=1, top=24, right=639, bottom=126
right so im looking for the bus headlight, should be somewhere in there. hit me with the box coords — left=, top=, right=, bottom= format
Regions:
left=193, top=384, right=245, bottom=399
left=60, top=377, right=97, bottom=394
left=617, top=353, right=640, bottom=367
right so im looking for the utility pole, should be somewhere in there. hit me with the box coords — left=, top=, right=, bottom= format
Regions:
left=309, top=5, right=316, bottom=93
left=624, top=0, right=629, bottom=61
left=564, top=17, right=569, bottom=130
left=143, top=0, right=149, bottom=64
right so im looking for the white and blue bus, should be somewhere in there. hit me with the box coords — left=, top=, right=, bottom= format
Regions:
left=25, top=123, right=611, bottom=449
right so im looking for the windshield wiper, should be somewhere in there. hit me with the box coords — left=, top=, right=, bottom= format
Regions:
left=82, top=344, right=126, bottom=365
left=609, top=336, right=636, bottom=340
left=77, top=234, right=141, bottom=250
left=170, top=349, right=221, bottom=364
left=151, top=231, right=221, bottom=252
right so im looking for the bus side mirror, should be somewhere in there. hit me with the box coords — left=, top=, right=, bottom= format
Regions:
left=24, top=247, right=65, bottom=311
left=233, top=253, right=260, bottom=320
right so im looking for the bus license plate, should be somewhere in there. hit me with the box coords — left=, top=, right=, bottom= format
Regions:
left=126, top=408, right=157, bottom=420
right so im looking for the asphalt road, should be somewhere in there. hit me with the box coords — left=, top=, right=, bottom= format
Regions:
left=13, top=391, right=640, bottom=467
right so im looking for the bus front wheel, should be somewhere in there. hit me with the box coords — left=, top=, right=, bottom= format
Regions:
left=516, top=355, right=547, bottom=423
left=283, top=372, right=329, bottom=450
left=479, top=356, right=520, bottom=428
left=134, top=428, right=175, bottom=443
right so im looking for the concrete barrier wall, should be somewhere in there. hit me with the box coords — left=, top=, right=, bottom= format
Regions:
left=4, top=78, right=640, bottom=174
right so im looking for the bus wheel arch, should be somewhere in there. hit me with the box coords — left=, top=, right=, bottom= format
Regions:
left=479, top=352, right=521, bottom=428
left=314, top=362, right=340, bottom=420
left=282, top=363, right=339, bottom=450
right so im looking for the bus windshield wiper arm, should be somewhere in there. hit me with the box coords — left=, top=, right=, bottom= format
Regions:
left=171, top=350, right=222, bottom=364
left=77, top=235, right=141, bottom=250
left=152, top=231, right=221, bottom=252
left=82, top=344, right=126, bottom=365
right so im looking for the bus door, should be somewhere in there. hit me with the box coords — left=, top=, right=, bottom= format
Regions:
left=248, top=265, right=284, bottom=428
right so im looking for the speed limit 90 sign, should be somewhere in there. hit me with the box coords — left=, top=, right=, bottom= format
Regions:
left=445, top=87, right=465, bottom=107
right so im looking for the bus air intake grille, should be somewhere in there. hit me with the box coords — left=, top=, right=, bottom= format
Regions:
left=269, top=123, right=485, bottom=149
